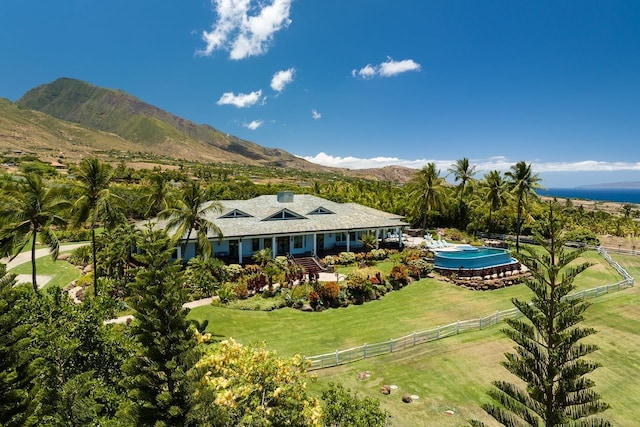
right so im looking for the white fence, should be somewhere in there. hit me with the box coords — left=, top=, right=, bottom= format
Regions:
left=304, top=247, right=634, bottom=370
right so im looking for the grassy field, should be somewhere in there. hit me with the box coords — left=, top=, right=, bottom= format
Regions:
left=9, top=246, right=83, bottom=290
left=189, top=251, right=639, bottom=426
left=189, top=250, right=622, bottom=357
left=312, top=254, right=640, bottom=426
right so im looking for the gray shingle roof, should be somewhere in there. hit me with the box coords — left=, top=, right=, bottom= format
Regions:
left=161, top=194, right=407, bottom=239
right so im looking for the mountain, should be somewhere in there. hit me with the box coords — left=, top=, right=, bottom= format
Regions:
left=12, top=78, right=324, bottom=171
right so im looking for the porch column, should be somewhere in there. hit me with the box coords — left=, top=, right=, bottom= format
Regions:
left=313, top=232, right=317, bottom=255
left=375, top=229, right=380, bottom=249
left=397, top=227, right=403, bottom=248
left=238, top=239, right=243, bottom=264
left=177, top=245, right=182, bottom=260
left=346, top=231, right=350, bottom=252
left=272, top=236, right=277, bottom=258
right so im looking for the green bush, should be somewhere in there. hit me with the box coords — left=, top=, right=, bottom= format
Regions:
left=322, top=255, right=335, bottom=266
left=406, top=258, right=433, bottom=279
left=216, top=282, right=236, bottom=303
left=368, top=248, right=387, bottom=261
left=321, top=383, right=389, bottom=426
left=224, top=264, right=244, bottom=280
left=389, top=264, right=410, bottom=289
left=57, top=228, right=92, bottom=242
left=318, top=281, right=340, bottom=307
left=346, top=273, right=374, bottom=304
left=565, top=227, right=600, bottom=246
left=233, top=282, right=248, bottom=299
left=69, top=245, right=92, bottom=266
left=338, top=251, right=356, bottom=265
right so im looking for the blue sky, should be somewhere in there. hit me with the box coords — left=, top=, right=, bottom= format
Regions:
left=1, top=0, right=639, bottom=188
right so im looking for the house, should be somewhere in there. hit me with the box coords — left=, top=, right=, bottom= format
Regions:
left=165, top=192, right=408, bottom=264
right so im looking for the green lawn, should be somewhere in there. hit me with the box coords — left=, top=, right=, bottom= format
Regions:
left=309, top=284, right=640, bottom=426
left=313, top=254, right=640, bottom=426
left=189, top=250, right=622, bottom=358
left=9, top=249, right=82, bottom=290
left=189, top=251, right=638, bottom=426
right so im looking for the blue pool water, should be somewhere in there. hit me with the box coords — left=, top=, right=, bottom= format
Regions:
left=434, top=247, right=517, bottom=271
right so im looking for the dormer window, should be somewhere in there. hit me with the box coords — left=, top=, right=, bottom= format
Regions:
left=220, top=209, right=253, bottom=219
left=263, top=209, right=306, bottom=221
left=308, top=206, right=335, bottom=215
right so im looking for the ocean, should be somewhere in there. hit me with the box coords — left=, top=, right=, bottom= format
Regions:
left=537, top=188, right=640, bottom=204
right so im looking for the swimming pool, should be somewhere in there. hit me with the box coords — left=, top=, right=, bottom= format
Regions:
left=434, top=246, right=518, bottom=271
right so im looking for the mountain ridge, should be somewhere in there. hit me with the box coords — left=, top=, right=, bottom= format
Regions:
left=2, top=77, right=417, bottom=183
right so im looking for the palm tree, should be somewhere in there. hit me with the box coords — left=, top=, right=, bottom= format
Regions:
left=71, top=158, right=119, bottom=296
left=480, top=170, right=511, bottom=233
left=159, top=180, right=223, bottom=262
left=505, top=161, right=542, bottom=252
left=448, top=157, right=477, bottom=229
left=407, top=163, right=447, bottom=232
left=0, top=174, right=68, bottom=293
left=143, top=172, right=175, bottom=217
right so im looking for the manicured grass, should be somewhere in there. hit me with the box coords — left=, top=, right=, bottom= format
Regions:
left=189, top=250, right=623, bottom=358
left=9, top=251, right=82, bottom=290
left=310, top=254, right=640, bottom=426
left=309, top=284, right=640, bottom=426
left=189, top=250, right=637, bottom=425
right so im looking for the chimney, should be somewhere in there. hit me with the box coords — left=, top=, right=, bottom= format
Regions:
left=277, top=191, right=294, bottom=203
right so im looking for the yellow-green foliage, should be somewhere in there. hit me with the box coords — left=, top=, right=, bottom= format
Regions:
left=191, top=338, right=322, bottom=426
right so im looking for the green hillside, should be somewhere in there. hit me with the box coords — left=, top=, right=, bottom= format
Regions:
left=13, top=77, right=322, bottom=169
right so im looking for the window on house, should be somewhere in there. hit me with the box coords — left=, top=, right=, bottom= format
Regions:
left=293, top=235, right=304, bottom=249
left=252, top=238, right=260, bottom=252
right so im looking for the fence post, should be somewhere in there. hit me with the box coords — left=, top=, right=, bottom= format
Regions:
left=413, top=332, right=416, bottom=346
left=479, top=317, right=483, bottom=330
left=390, top=339, right=394, bottom=353
left=495, top=311, right=499, bottom=324
left=456, top=320, right=460, bottom=334
left=335, top=350, right=339, bottom=366
left=363, top=343, right=367, bottom=359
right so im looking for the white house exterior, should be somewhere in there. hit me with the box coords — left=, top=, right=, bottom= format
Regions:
left=172, top=192, right=408, bottom=264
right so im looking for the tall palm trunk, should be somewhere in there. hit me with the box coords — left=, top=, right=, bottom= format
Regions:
left=92, top=227, right=98, bottom=295
left=31, top=232, right=39, bottom=294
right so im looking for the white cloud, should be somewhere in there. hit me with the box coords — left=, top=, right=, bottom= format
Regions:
left=298, top=152, right=640, bottom=174
left=199, top=0, right=292, bottom=60
left=351, top=64, right=376, bottom=79
left=311, top=109, right=321, bottom=119
left=243, top=120, right=264, bottom=130
left=352, top=57, right=421, bottom=79
left=216, top=89, right=263, bottom=108
left=271, top=68, right=295, bottom=92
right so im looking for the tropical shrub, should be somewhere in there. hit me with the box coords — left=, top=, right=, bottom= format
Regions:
left=216, top=282, right=236, bottom=304
left=189, top=339, right=322, bottom=426
left=233, top=282, right=248, bottom=299
left=184, top=256, right=226, bottom=299
left=399, top=248, right=422, bottom=263
left=223, top=264, right=243, bottom=280
left=389, top=264, right=410, bottom=289
left=318, top=281, right=340, bottom=307
left=322, top=255, right=335, bottom=266
left=57, top=227, right=92, bottom=242
left=338, top=251, right=356, bottom=265
left=406, top=258, right=433, bottom=279
left=565, top=227, right=600, bottom=246
left=345, top=273, right=374, bottom=304
left=291, top=283, right=313, bottom=307
left=321, top=383, right=389, bottom=427
left=368, top=248, right=387, bottom=261
left=69, top=244, right=93, bottom=266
